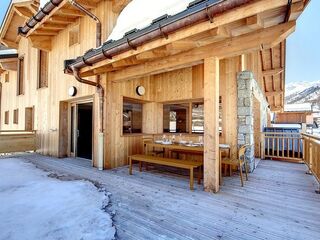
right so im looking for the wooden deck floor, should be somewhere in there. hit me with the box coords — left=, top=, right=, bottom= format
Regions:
left=9, top=154, right=320, bottom=240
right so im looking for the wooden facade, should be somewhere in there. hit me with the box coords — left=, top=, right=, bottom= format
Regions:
left=0, top=0, right=309, bottom=192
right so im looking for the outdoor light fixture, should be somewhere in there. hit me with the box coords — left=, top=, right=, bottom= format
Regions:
left=136, top=85, right=145, bottom=96
left=68, top=86, right=77, bottom=97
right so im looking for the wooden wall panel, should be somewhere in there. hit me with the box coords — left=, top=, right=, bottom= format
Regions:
left=0, top=0, right=118, bottom=159
left=105, top=66, right=205, bottom=168
left=219, top=56, right=241, bottom=159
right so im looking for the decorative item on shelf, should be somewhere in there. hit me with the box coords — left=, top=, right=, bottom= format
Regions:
left=136, top=85, right=145, bottom=96
left=68, top=86, right=77, bottom=97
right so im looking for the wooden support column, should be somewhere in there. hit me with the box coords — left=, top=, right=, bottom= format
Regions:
left=204, top=57, right=220, bottom=193
left=104, top=74, right=112, bottom=169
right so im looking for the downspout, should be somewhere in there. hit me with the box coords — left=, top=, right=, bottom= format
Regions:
left=69, top=0, right=104, bottom=170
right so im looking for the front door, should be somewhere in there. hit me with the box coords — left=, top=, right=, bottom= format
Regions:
left=70, top=102, right=93, bottom=160
left=77, top=103, right=93, bottom=160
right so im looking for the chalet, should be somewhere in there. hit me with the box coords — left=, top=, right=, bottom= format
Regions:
left=0, top=0, right=315, bottom=193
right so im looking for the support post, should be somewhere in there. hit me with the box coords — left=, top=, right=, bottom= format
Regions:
left=204, top=57, right=220, bottom=193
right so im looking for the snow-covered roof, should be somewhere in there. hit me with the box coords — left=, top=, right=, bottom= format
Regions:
left=284, top=103, right=312, bottom=112
left=108, top=0, right=193, bottom=41
left=40, top=0, right=47, bottom=8
left=0, top=49, right=18, bottom=56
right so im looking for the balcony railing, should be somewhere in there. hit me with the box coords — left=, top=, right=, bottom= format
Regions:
left=261, top=132, right=303, bottom=163
left=261, top=132, right=320, bottom=192
left=302, top=133, right=320, bottom=188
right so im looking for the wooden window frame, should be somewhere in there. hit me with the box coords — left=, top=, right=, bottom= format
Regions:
left=17, top=56, right=25, bottom=96
left=122, top=97, right=144, bottom=136
left=13, top=109, right=19, bottom=124
left=69, top=22, right=80, bottom=47
left=163, top=99, right=205, bottom=135
left=25, top=107, right=34, bottom=131
left=38, top=50, right=48, bottom=89
left=5, top=72, right=9, bottom=83
left=4, top=111, right=9, bottom=125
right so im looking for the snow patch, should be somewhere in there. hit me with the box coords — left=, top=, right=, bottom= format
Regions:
left=40, top=0, right=48, bottom=8
left=108, top=0, right=193, bottom=41
left=285, top=80, right=320, bottom=97
left=0, top=159, right=115, bottom=240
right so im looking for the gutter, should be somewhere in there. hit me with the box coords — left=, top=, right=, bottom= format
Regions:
left=65, top=0, right=252, bottom=72
left=18, top=0, right=64, bottom=36
left=0, top=53, right=18, bottom=60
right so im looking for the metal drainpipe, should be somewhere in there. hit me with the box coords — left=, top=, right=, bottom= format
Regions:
left=69, top=0, right=104, bottom=170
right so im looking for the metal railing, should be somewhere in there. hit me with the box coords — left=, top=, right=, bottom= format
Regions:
left=261, top=132, right=303, bottom=163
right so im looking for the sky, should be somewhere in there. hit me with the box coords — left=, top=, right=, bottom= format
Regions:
left=0, top=0, right=319, bottom=84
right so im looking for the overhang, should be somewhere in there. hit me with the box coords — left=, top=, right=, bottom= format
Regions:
left=0, top=47, right=18, bottom=73
left=62, top=0, right=308, bottom=112
left=18, top=0, right=131, bottom=51
left=0, top=0, right=39, bottom=48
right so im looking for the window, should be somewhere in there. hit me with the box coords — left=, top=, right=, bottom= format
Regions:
left=163, top=103, right=190, bottom=133
left=192, top=103, right=204, bottom=133
left=163, top=100, right=219, bottom=134
left=4, top=111, right=9, bottom=125
left=69, top=23, right=80, bottom=46
left=38, top=50, right=48, bottom=88
left=17, top=56, right=24, bottom=95
left=25, top=107, right=34, bottom=131
left=123, top=99, right=142, bottom=134
left=5, top=72, right=9, bottom=82
left=13, top=109, right=19, bottom=124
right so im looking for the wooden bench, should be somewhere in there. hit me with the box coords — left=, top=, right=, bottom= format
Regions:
left=129, top=154, right=203, bottom=190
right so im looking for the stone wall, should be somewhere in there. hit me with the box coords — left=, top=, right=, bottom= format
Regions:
left=237, top=71, right=269, bottom=172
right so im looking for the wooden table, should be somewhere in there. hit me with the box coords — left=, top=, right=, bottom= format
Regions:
left=145, top=142, right=231, bottom=185
left=145, top=142, right=203, bottom=155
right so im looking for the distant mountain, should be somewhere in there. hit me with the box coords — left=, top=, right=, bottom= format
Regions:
left=285, top=81, right=320, bottom=108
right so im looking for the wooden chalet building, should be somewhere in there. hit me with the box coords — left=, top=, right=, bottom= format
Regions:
left=0, top=0, right=310, bottom=192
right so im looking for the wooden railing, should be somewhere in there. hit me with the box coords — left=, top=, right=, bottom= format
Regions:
left=261, top=132, right=303, bottom=163
left=302, top=133, right=320, bottom=186
left=0, top=130, right=36, bottom=154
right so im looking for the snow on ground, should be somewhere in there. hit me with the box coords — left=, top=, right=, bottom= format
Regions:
left=0, top=158, right=115, bottom=240
left=108, top=0, right=193, bottom=41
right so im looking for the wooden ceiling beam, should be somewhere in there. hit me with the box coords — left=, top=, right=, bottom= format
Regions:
left=33, top=29, right=59, bottom=36
left=270, top=106, right=283, bottom=112
left=14, top=6, right=34, bottom=19
left=136, top=48, right=169, bottom=61
left=0, top=60, right=18, bottom=71
left=262, top=67, right=284, bottom=76
left=196, top=26, right=230, bottom=46
left=246, top=14, right=264, bottom=30
left=28, top=36, right=52, bottom=51
left=111, top=57, right=143, bottom=68
left=107, top=21, right=296, bottom=82
left=0, top=39, right=18, bottom=49
left=58, top=9, right=85, bottom=17
left=265, top=91, right=282, bottom=97
left=288, top=1, right=306, bottom=22
left=41, top=23, right=68, bottom=30
left=49, top=16, right=76, bottom=24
